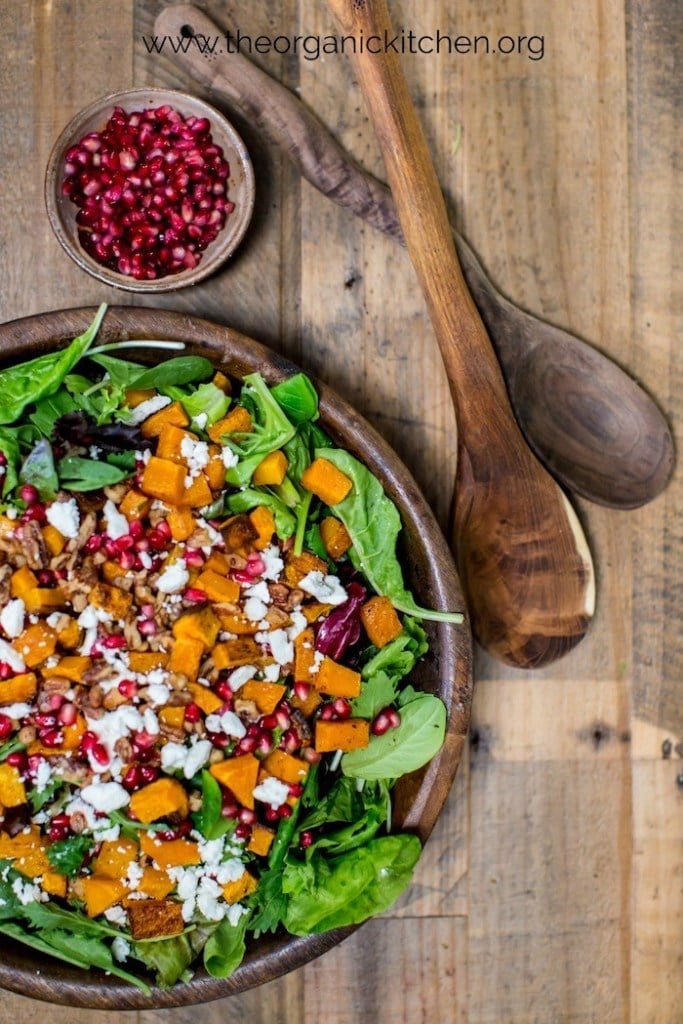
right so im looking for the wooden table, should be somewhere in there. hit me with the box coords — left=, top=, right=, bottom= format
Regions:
left=0, top=1, right=680, bottom=1021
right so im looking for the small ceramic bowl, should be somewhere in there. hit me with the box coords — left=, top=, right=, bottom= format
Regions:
left=45, top=88, right=255, bottom=292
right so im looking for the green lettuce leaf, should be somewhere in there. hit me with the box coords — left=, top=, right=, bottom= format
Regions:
left=342, top=692, right=446, bottom=780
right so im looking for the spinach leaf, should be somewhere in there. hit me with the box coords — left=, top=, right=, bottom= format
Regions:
left=192, top=771, right=234, bottom=841
left=0, top=427, right=21, bottom=496
left=351, top=671, right=398, bottom=720
left=0, top=303, right=107, bottom=425
left=282, top=834, right=421, bottom=934
left=317, top=448, right=463, bottom=624
left=88, top=353, right=145, bottom=389
left=19, top=439, right=59, bottom=500
left=342, top=693, right=446, bottom=780
left=226, top=488, right=296, bottom=539
left=353, top=621, right=429, bottom=719
left=271, top=373, right=319, bottom=424
left=203, top=912, right=249, bottom=978
left=131, top=356, right=213, bottom=391
left=223, top=373, right=296, bottom=487
left=47, top=834, right=94, bottom=877
left=29, top=389, right=80, bottom=438
left=57, top=455, right=130, bottom=491
left=303, top=522, right=329, bottom=564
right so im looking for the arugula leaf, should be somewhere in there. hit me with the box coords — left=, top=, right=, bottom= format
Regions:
left=296, top=777, right=389, bottom=858
left=29, top=775, right=62, bottom=812
left=44, top=929, right=151, bottom=993
left=57, top=455, right=130, bottom=491
left=226, top=488, right=296, bottom=539
left=317, top=448, right=463, bottom=624
left=203, top=912, right=249, bottom=978
left=192, top=771, right=234, bottom=841
left=0, top=303, right=107, bottom=425
left=271, top=373, right=319, bottom=424
left=224, top=373, right=297, bottom=487
left=108, top=810, right=167, bottom=841
left=47, top=835, right=94, bottom=878
left=281, top=834, right=421, bottom=934
left=342, top=693, right=446, bottom=780
left=131, top=356, right=213, bottom=391
left=19, top=439, right=59, bottom=500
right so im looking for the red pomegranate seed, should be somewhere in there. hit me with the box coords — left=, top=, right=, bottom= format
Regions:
left=6, top=751, right=27, bottom=770
left=22, top=505, right=46, bottom=523
left=48, top=823, right=70, bottom=842
left=301, top=746, right=322, bottom=765
left=19, top=484, right=39, bottom=505
left=0, top=714, right=12, bottom=739
left=246, top=553, right=265, bottom=577
left=80, top=731, right=98, bottom=753
left=260, top=714, right=278, bottom=731
left=40, top=728, right=64, bottom=748
left=118, top=678, right=138, bottom=698
left=371, top=711, right=392, bottom=736
left=134, top=730, right=157, bottom=749
left=122, top=765, right=142, bottom=791
left=236, top=735, right=257, bottom=754
left=320, top=704, right=335, bottom=722
left=288, top=782, right=304, bottom=798
left=0, top=452, right=7, bottom=466
left=215, top=680, right=233, bottom=702
left=128, top=519, right=144, bottom=540
left=184, top=548, right=204, bottom=568
left=102, top=634, right=127, bottom=650
left=91, top=743, right=110, bottom=765
left=34, top=712, right=57, bottom=729
left=264, top=807, right=279, bottom=823
left=300, top=830, right=314, bottom=849
left=113, top=534, right=134, bottom=553
left=147, top=528, right=169, bottom=551
left=278, top=804, right=293, bottom=819
left=140, top=603, right=155, bottom=619
left=103, top=538, right=118, bottom=557
left=332, top=698, right=352, bottom=720
left=183, top=587, right=208, bottom=604
left=280, top=729, right=300, bottom=754
left=139, top=765, right=159, bottom=784
left=184, top=703, right=201, bottom=723
left=138, top=618, right=157, bottom=637
left=293, top=681, right=311, bottom=701
left=0, top=662, right=13, bottom=680
left=37, top=568, right=56, bottom=587
left=47, top=692, right=65, bottom=711
left=275, top=708, right=291, bottom=730
left=221, top=801, right=239, bottom=819
left=231, top=569, right=252, bottom=584
left=155, top=519, right=172, bottom=540
left=85, top=533, right=104, bottom=553
left=234, top=822, right=252, bottom=840
left=256, top=733, right=274, bottom=757
left=238, top=808, right=257, bottom=825
left=57, top=702, right=77, bottom=726
left=386, top=709, right=401, bottom=730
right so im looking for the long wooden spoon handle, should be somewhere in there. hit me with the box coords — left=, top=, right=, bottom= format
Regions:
left=325, top=0, right=594, bottom=666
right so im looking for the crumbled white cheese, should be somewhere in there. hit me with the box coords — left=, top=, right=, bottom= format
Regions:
left=0, top=638, right=25, bottom=672
left=309, top=650, right=325, bottom=675
left=45, top=497, right=80, bottom=539
left=111, top=936, right=131, bottom=962
left=139, top=551, right=153, bottom=570
left=125, top=861, right=144, bottom=889
left=46, top=612, right=63, bottom=629
left=262, top=663, right=282, bottom=683
left=227, top=665, right=257, bottom=691
left=1, top=702, right=34, bottom=720
left=161, top=738, right=212, bottom=779
left=227, top=903, right=248, bottom=927
left=12, top=877, right=46, bottom=906
left=143, top=708, right=160, bottom=734
left=0, top=598, right=25, bottom=639
left=244, top=596, right=268, bottom=622
left=103, top=499, right=129, bottom=540
left=196, top=876, right=228, bottom=921
left=252, top=776, right=290, bottom=808
left=85, top=705, right=145, bottom=761
left=298, top=570, right=348, bottom=606
left=156, top=561, right=190, bottom=594
left=145, top=683, right=171, bottom=707
left=161, top=742, right=188, bottom=774
left=245, top=581, right=271, bottom=604
left=255, top=628, right=293, bottom=667
left=89, top=445, right=102, bottom=460
left=184, top=738, right=213, bottom=778
left=93, top=824, right=121, bottom=843
left=221, top=446, right=239, bottom=469
left=104, top=905, right=128, bottom=926
left=81, top=781, right=130, bottom=813
left=34, top=759, right=52, bottom=793
left=287, top=610, right=308, bottom=641
left=64, top=796, right=100, bottom=831
left=127, top=394, right=171, bottom=425
left=260, top=545, right=284, bottom=581
left=216, top=858, right=246, bottom=884
left=205, top=710, right=246, bottom=739
left=180, top=435, right=210, bottom=481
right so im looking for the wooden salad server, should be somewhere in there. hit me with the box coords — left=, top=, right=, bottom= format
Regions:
left=319, top=0, right=595, bottom=667
left=155, top=4, right=674, bottom=511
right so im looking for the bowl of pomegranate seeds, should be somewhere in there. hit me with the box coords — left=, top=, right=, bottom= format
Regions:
left=45, top=89, right=255, bottom=290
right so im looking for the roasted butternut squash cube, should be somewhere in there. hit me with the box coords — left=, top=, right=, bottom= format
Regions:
left=167, top=506, right=196, bottom=542
left=212, top=371, right=232, bottom=394
left=140, top=400, right=189, bottom=438
left=262, top=750, right=309, bottom=786
left=156, top=423, right=197, bottom=464
left=135, top=866, right=175, bottom=900
left=252, top=450, right=288, bottom=486
left=213, top=638, right=263, bottom=670
left=205, top=445, right=226, bottom=490
left=180, top=473, right=213, bottom=509
left=301, top=458, right=353, bottom=506
left=81, top=876, right=127, bottom=918
left=315, top=718, right=370, bottom=753
left=16, top=622, right=57, bottom=668
left=320, top=517, right=352, bottom=560
left=208, top=406, right=252, bottom=442
left=360, top=596, right=403, bottom=648
left=50, top=655, right=91, bottom=683
left=128, top=899, right=184, bottom=939
left=210, top=753, right=259, bottom=809
left=247, top=824, right=276, bottom=857
left=57, top=617, right=81, bottom=650
left=139, top=832, right=201, bottom=868
left=125, top=387, right=156, bottom=408
left=94, top=837, right=138, bottom=879
left=140, top=456, right=187, bottom=505
left=249, top=506, right=276, bottom=550
left=215, top=610, right=259, bottom=635
left=221, top=514, right=258, bottom=552
left=188, top=681, right=224, bottom=715
left=128, top=651, right=169, bottom=673
left=41, top=871, right=68, bottom=898
left=168, top=636, right=204, bottom=681
left=293, top=628, right=317, bottom=682
left=194, top=569, right=240, bottom=604
left=119, top=488, right=151, bottom=521
left=314, top=657, right=361, bottom=698
left=42, top=524, right=67, bottom=557
left=222, top=870, right=257, bottom=905
left=90, top=582, right=132, bottom=620
left=0, top=671, right=37, bottom=706
left=10, top=566, right=38, bottom=600
left=239, top=680, right=286, bottom=715
left=172, top=607, right=220, bottom=648
left=0, top=763, right=27, bottom=806
left=284, top=551, right=327, bottom=587
left=130, top=778, right=189, bottom=824
left=23, top=587, right=67, bottom=615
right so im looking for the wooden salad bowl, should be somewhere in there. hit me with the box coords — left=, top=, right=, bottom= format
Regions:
left=0, top=306, right=472, bottom=1009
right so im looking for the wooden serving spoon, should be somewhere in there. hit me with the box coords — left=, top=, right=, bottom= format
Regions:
left=154, top=4, right=674, bottom=510
left=318, top=0, right=595, bottom=667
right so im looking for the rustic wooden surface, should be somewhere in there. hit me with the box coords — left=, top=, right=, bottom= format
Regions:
left=0, top=0, right=680, bottom=1021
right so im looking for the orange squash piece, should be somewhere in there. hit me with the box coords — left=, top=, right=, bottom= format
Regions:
left=50, top=655, right=91, bottom=682
left=83, top=876, right=127, bottom=918
left=128, top=651, right=169, bottom=673
left=301, top=458, right=353, bottom=505
left=205, top=445, right=226, bottom=490
left=23, top=587, right=67, bottom=615
left=135, top=866, right=175, bottom=900
left=208, top=406, right=252, bottom=442
left=179, top=474, right=214, bottom=509
left=262, top=750, right=308, bottom=786
left=215, top=610, right=259, bottom=636
left=314, top=657, right=361, bottom=698
left=203, top=551, right=232, bottom=575
left=159, top=705, right=187, bottom=729
left=0, top=672, right=37, bottom=706
left=125, top=387, right=156, bottom=408
left=0, top=763, right=27, bottom=806
left=140, top=400, right=189, bottom=438
left=194, top=569, right=240, bottom=604
left=130, top=778, right=188, bottom=823
left=249, top=506, right=276, bottom=550
left=10, top=566, right=38, bottom=600
left=319, top=517, right=352, bottom=560
left=141, top=456, right=187, bottom=505
left=57, top=617, right=81, bottom=649
left=210, top=753, right=259, bottom=809
left=169, top=636, right=204, bottom=681
left=90, top=582, right=132, bottom=620
left=42, top=524, right=67, bottom=557
left=172, top=607, right=220, bottom=648
left=247, top=824, right=276, bottom=857
left=156, top=423, right=197, bottom=464
left=94, top=838, right=138, bottom=879
left=41, top=872, right=68, bottom=898
left=222, top=870, right=257, bottom=905
left=187, top=681, right=223, bottom=715
left=16, top=622, right=57, bottom=668
left=293, top=628, right=316, bottom=682
left=119, top=488, right=151, bottom=521
left=315, top=718, right=370, bottom=753
left=284, top=551, right=327, bottom=587
left=139, top=832, right=201, bottom=869
left=360, top=596, right=403, bottom=648
left=167, top=506, right=196, bottom=542
left=213, top=638, right=264, bottom=670
left=252, top=450, right=288, bottom=486
left=128, top=899, right=184, bottom=939
left=239, top=680, right=286, bottom=715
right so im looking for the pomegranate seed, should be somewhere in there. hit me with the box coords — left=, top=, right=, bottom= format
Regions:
left=386, top=709, right=401, bottom=730
left=278, top=804, right=293, bottom=819
left=40, top=728, right=64, bottom=748
left=102, top=634, right=127, bottom=650
left=238, top=808, right=257, bottom=825
left=300, top=830, right=314, bottom=849
left=6, top=751, right=27, bottom=770
left=57, top=702, right=77, bottom=726
left=281, top=729, right=300, bottom=754
left=122, top=765, right=142, bottom=791
left=221, top=801, right=239, bottom=819
left=234, top=822, right=252, bottom=840
left=236, top=735, right=257, bottom=754
left=103, top=538, right=118, bottom=557
left=134, top=730, right=157, bottom=749
left=37, top=568, right=55, bottom=587
left=22, top=504, right=46, bottom=523
left=135, top=537, right=150, bottom=552
left=0, top=714, right=13, bottom=739
left=332, top=698, right=352, bottom=720
left=85, top=533, right=104, bottom=553
left=183, top=587, right=208, bottom=604
left=91, top=743, right=110, bottom=765
left=138, top=618, right=157, bottom=637
left=128, top=519, right=144, bottom=540
left=184, top=703, right=201, bottom=723
left=147, top=528, right=169, bottom=551
left=246, top=723, right=261, bottom=738
left=155, top=519, right=172, bottom=540
left=320, top=704, right=336, bottom=722
left=215, top=680, right=233, bottom=702
left=80, top=731, right=98, bottom=753
left=34, top=712, right=57, bottom=729
left=118, top=679, right=138, bottom=698
left=288, top=782, right=304, bottom=798
left=48, top=823, right=70, bottom=842
left=0, top=663, right=13, bottom=680
left=264, top=807, right=279, bottom=822
left=113, top=534, right=134, bottom=552
left=47, top=692, right=65, bottom=711
left=119, top=550, right=136, bottom=571
left=19, top=484, right=39, bottom=505
left=256, top=733, right=274, bottom=756
left=275, top=708, right=291, bottom=730
left=231, top=569, right=252, bottom=584
left=246, top=553, right=266, bottom=577
left=0, top=452, right=7, bottom=467
left=294, top=681, right=311, bottom=701
left=184, top=548, right=204, bottom=568
left=139, top=765, right=159, bottom=784
left=260, top=714, right=278, bottom=731
left=301, top=746, right=322, bottom=765
left=371, top=711, right=392, bottom=736
left=140, top=603, right=155, bottom=619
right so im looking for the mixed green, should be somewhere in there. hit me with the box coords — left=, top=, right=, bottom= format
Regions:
left=0, top=306, right=462, bottom=991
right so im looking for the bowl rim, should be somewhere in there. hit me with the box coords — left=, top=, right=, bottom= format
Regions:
left=44, top=88, right=256, bottom=293
left=0, top=305, right=472, bottom=1008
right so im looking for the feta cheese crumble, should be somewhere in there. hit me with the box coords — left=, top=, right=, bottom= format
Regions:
left=252, top=776, right=290, bottom=808
left=0, top=598, right=25, bottom=639
left=298, top=570, right=348, bottom=606
left=127, top=394, right=171, bottom=425
left=80, top=781, right=130, bottom=813
left=156, top=561, right=190, bottom=594
left=45, top=497, right=80, bottom=539
left=102, top=499, right=129, bottom=539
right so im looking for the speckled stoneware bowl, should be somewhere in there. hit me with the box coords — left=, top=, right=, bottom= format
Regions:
left=45, top=89, right=255, bottom=292
left=0, top=306, right=472, bottom=1009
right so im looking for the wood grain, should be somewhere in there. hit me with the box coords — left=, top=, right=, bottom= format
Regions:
left=0, top=0, right=680, bottom=1021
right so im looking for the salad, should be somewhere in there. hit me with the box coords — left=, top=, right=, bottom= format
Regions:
left=0, top=305, right=462, bottom=992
